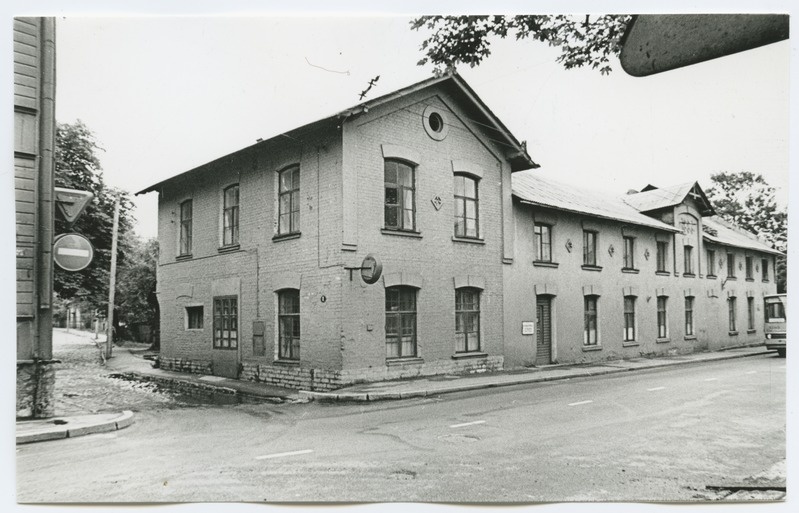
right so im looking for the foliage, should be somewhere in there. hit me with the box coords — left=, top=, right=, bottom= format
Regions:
left=115, top=237, right=159, bottom=335
left=706, top=171, right=787, bottom=292
left=411, top=15, right=632, bottom=75
left=54, top=120, right=136, bottom=311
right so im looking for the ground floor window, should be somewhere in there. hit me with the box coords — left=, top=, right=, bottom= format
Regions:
left=684, top=297, right=694, bottom=336
left=213, top=296, right=238, bottom=349
left=278, top=289, right=300, bottom=360
left=657, top=296, right=668, bottom=338
left=747, top=296, right=755, bottom=331
left=584, top=296, right=598, bottom=346
left=186, top=306, right=203, bottom=330
left=455, top=288, right=480, bottom=353
left=386, top=286, right=417, bottom=358
left=623, top=296, right=636, bottom=342
left=728, top=297, right=737, bottom=332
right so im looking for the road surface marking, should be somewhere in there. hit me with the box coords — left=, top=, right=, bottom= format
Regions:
left=255, top=449, right=313, bottom=460
left=647, top=387, right=666, bottom=391
left=449, top=420, right=486, bottom=429
left=704, top=378, right=718, bottom=381
left=745, top=371, right=757, bottom=375
left=568, top=400, right=593, bottom=406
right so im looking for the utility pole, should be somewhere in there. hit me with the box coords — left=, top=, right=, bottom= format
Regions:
left=105, top=197, right=120, bottom=360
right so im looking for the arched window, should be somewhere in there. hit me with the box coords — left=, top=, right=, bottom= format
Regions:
left=454, top=174, right=479, bottom=238
left=222, top=184, right=239, bottom=246
left=623, top=295, right=636, bottom=342
left=179, top=199, right=192, bottom=256
left=278, top=166, right=300, bottom=235
left=584, top=295, right=599, bottom=346
left=278, top=289, right=300, bottom=360
left=385, top=286, right=417, bottom=358
left=455, top=288, right=481, bottom=352
left=384, top=160, right=416, bottom=231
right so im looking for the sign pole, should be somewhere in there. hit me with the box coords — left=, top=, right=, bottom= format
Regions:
left=105, top=197, right=120, bottom=360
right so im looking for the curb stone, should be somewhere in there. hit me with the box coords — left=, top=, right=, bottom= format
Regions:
left=298, top=348, right=771, bottom=403
left=16, top=410, right=135, bottom=445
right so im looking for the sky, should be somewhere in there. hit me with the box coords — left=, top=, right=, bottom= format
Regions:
left=44, top=9, right=790, bottom=240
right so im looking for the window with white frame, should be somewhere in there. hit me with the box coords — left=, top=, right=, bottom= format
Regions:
left=455, top=288, right=480, bottom=353
left=278, top=289, right=300, bottom=360
left=584, top=295, right=599, bottom=345
left=623, top=296, right=636, bottom=342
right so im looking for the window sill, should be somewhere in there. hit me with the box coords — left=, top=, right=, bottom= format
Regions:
left=185, top=328, right=204, bottom=332
left=726, top=276, right=737, bottom=281
left=581, top=265, right=603, bottom=272
left=622, top=268, right=640, bottom=274
left=745, top=278, right=754, bottom=282
left=212, top=345, right=238, bottom=351
left=582, top=345, right=602, bottom=352
left=218, top=244, right=241, bottom=254
left=381, top=228, right=422, bottom=239
left=533, top=261, right=559, bottom=269
left=706, top=274, right=717, bottom=280
left=684, top=335, right=697, bottom=341
left=682, top=273, right=696, bottom=278
left=728, top=331, right=739, bottom=336
left=656, top=337, right=671, bottom=344
left=762, top=279, right=770, bottom=283
left=451, top=352, right=488, bottom=360
left=176, top=254, right=192, bottom=261
left=274, top=359, right=300, bottom=366
left=747, top=329, right=757, bottom=334
left=655, top=271, right=670, bottom=276
left=386, top=356, right=424, bottom=366
left=273, top=232, right=301, bottom=242
left=622, top=341, right=640, bottom=347
left=452, top=236, right=485, bottom=245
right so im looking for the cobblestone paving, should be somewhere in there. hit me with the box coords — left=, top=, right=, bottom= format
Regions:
left=52, top=329, right=176, bottom=416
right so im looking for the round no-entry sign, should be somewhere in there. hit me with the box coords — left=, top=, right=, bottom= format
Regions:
left=53, top=233, right=94, bottom=271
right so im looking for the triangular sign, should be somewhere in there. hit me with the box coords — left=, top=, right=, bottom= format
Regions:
left=55, top=187, right=94, bottom=225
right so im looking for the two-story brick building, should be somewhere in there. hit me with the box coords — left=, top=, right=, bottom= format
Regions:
left=138, top=73, right=780, bottom=390
left=138, top=73, right=538, bottom=390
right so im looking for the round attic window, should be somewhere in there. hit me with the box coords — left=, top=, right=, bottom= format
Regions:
left=423, top=105, right=450, bottom=141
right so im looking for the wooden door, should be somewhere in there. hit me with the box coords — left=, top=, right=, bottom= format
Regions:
left=535, top=297, right=552, bottom=366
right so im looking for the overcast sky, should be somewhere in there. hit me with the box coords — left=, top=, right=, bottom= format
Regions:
left=47, top=11, right=790, bottom=240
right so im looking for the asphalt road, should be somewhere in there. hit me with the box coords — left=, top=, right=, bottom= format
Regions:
left=16, top=351, right=785, bottom=503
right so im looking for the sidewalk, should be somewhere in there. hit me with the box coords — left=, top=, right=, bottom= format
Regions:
left=300, top=345, right=774, bottom=402
left=17, top=329, right=774, bottom=444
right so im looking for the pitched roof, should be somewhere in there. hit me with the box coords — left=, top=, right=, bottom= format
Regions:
left=702, top=216, right=783, bottom=256
left=621, top=182, right=715, bottom=215
left=137, top=72, right=537, bottom=195
left=511, top=172, right=679, bottom=233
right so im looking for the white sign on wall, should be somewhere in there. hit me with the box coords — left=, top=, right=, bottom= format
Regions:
left=521, top=321, right=535, bottom=336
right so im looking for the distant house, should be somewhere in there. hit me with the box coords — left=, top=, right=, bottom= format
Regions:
left=138, top=73, right=779, bottom=390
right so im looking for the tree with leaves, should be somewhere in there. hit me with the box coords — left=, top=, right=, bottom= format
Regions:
left=706, top=171, right=787, bottom=292
left=54, top=120, right=136, bottom=312
left=411, top=15, right=631, bottom=75
left=115, top=236, right=159, bottom=344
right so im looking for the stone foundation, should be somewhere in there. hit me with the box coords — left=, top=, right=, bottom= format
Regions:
left=240, top=355, right=505, bottom=391
left=16, top=361, right=56, bottom=419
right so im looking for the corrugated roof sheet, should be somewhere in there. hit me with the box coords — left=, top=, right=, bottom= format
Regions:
left=702, top=216, right=782, bottom=255
left=511, top=172, right=679, bottom=232
left=621, top=182, right=696, bottom=212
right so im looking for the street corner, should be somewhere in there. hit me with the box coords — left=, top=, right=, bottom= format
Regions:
left=16, top=410, right=135, bottom=445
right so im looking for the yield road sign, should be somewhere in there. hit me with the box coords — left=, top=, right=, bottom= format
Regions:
left=53, top=233, right=94, bottom=271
